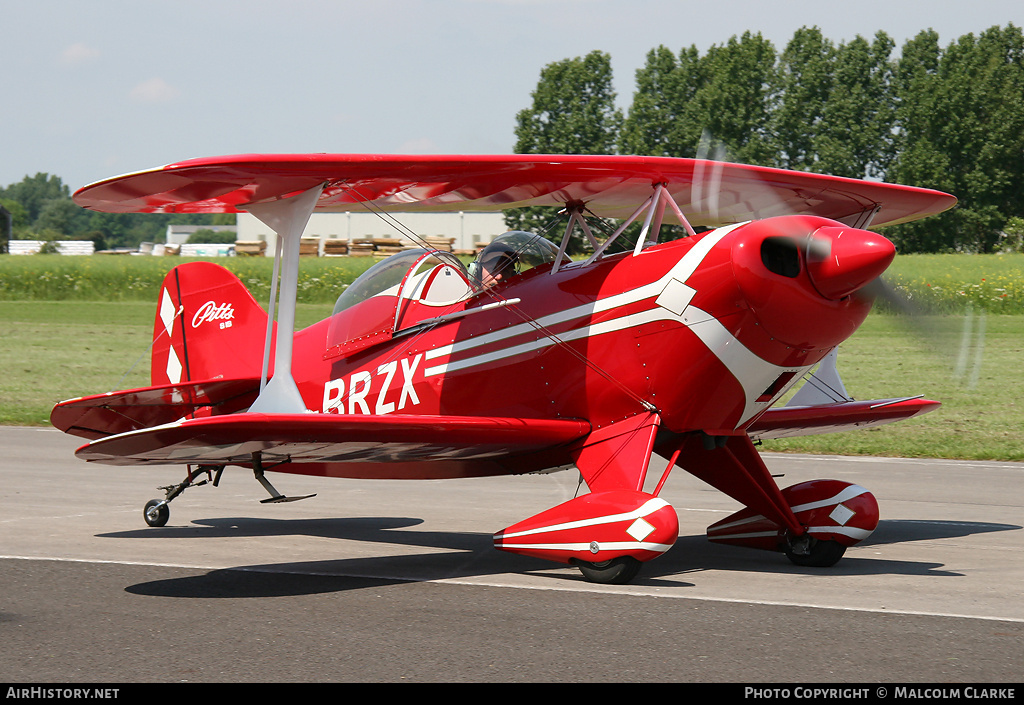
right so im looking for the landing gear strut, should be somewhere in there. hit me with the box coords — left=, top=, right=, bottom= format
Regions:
left=143, top=464, right=223, bottom=527
left=140, top=453, right=317, bottom=527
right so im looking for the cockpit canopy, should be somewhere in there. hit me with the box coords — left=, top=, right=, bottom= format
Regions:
left=468, top=231, right=563, bottom=286
left=327, top=248, right=473, bottom=359
left=332, top=248, right=470, bottom=317
left=326, top=232, right=562, bottom=360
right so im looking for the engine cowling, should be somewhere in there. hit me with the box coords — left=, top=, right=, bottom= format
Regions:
left=730, top=215, right=894, bottom=349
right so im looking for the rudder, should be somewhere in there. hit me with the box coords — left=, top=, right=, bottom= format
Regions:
left=152, top=261, right=272, bottom=385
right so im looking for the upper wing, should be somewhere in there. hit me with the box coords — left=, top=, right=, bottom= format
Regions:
left=72, top=154, right=956, bottom=228
left=72, top=413, right=592, bottom=472
left=746, top=397, right=940, bottom=441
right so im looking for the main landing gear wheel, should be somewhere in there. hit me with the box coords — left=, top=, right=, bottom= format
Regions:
left=785, top=537, right=846, bottom=567
left=575, top=556, right=643, bottom=584
left=143, top=499, right=169, bottom=528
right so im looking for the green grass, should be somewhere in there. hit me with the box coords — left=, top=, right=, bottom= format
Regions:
left=3, top=251, right=1024, bottom=311
left=0, top=255, right=376, bottom=304
left=760, top=313, right=1024, bottom=461
left=1, top=252, right=1022, bottom=460
left=0, top=298, right=1020, bottom=460
left=883, top=252, right=1024, bottom=314
left=0, top=301, right=333, bottom=425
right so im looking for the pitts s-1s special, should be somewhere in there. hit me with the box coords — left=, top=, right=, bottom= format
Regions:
left=51, top=154, right=953, bottom=584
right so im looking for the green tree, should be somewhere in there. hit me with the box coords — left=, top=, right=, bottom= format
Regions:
left=813, top=32, right=897, bottom=179
left=1002, top=216, right=1024, bottom=252
left=35, top=198, right=89, bottom=237
left=513, top=50, right=622, bottom=155
left=0, top=198, right=29, bottom=251
left=769, top=26, right=836, bottom=171
left=86, top=211, right=132, bottom=248
left=885, top=30, right=950, bottom=251
left=889, top=25, right=1024, bottom=252
left=507, top=50, right=623, bottom=245
left=620, top=45, right=705, bottom=157
left=0, top=173, right=70, bottom=224
left=621, top=33, right=777, bottom=165
left=186, top=228, right=237, bottom=244
left=0, top=201, right=19, bottom=253
left=768, top=28, right=896, bottom=179
left=0, top=198, right=28, bottom=229
left=689, top=32, right=777, bottom=166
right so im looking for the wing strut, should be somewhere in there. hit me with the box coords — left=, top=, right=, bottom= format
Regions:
left=786, top=349, right=851, bottom=407
left=242, top=184, right=325, bottom=413
left=551, top=205, right=599, bottom=275
left=581, top=184, right=698, bottom=266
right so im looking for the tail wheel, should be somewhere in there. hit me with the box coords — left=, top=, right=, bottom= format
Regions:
left=576, top=556, right=643, bottom=584
left=144, top=499, right=169, bottom=527
left=785, top=537, right=846, bottom=567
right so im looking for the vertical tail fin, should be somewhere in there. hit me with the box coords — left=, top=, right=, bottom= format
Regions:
left=152, top=261, right=272, bottom=386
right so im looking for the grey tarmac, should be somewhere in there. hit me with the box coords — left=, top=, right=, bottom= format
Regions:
left=1, top=426, right=1021, bottom=682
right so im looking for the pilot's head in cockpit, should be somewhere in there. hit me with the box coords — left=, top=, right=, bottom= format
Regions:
left=476, top=242, right=519, bottom=289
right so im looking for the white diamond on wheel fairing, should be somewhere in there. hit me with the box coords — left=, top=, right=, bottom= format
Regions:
left=626, top=517, right=655, bottom=542
left=829, top=504, right=855, bottom=526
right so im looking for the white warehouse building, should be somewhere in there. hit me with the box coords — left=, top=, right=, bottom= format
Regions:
left=236, top=210, right=507, bottom=256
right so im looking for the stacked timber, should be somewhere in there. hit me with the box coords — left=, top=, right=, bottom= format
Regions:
left=299, top=237, right=320, bottom=256
left=349, top=239, right=376, bottom=257
left=423, top=236, right=455, bottom=252
left=235, top=240, right=267, bottom=256
left=373, top=237, right=405, bottom=258
left=323, top=238, right=348, bottom=256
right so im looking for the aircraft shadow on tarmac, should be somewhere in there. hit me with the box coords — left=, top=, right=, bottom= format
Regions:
left=113, top=515, right=1020, bottom=599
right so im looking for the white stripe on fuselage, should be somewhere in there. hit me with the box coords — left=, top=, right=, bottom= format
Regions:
left=424, top=225, right=739, bottom=372
left=682, top=307, right=813, bottom=425
left=422, top=223, right=811, bottom=426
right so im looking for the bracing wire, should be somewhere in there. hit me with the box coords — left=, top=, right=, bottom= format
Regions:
left=115, top=305, right=183, bottom=389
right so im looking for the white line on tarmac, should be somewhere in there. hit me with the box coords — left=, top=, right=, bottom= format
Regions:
left=3, top=553, right=1022, bottom=624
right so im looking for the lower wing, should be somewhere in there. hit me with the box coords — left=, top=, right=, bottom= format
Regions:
left=746, top=397, right=940, bottom=441
left=72, top=412, right=592, bottom=471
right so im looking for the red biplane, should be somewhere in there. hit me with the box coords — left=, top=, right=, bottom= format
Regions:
left=51, top=154, right=955, bottom=584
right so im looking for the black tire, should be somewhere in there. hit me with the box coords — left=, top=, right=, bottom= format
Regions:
left=576, top=556, right=643, bottom=584
left=785, top=538, right=846, bottom=567
left=144, top=499, right=169, bottom=528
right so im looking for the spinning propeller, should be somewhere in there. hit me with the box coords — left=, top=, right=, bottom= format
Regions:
left=691, top=130, right=982, bottom=386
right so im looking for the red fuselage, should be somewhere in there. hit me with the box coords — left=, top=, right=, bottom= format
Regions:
left=282, top=215, right=887, bottom=479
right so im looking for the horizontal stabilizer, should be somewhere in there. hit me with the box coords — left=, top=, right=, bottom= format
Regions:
left=50, top=378, right=262, bottom=440
left=746, top=397, right=940, bottom=441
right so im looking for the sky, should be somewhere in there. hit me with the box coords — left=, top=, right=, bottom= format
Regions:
left=3, top=0, right=1023, bottom=193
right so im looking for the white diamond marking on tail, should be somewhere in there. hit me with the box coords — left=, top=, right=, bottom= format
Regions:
left=166, top=347, right=182, bottom=384
left=160, top=288, right=176, bottom=338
